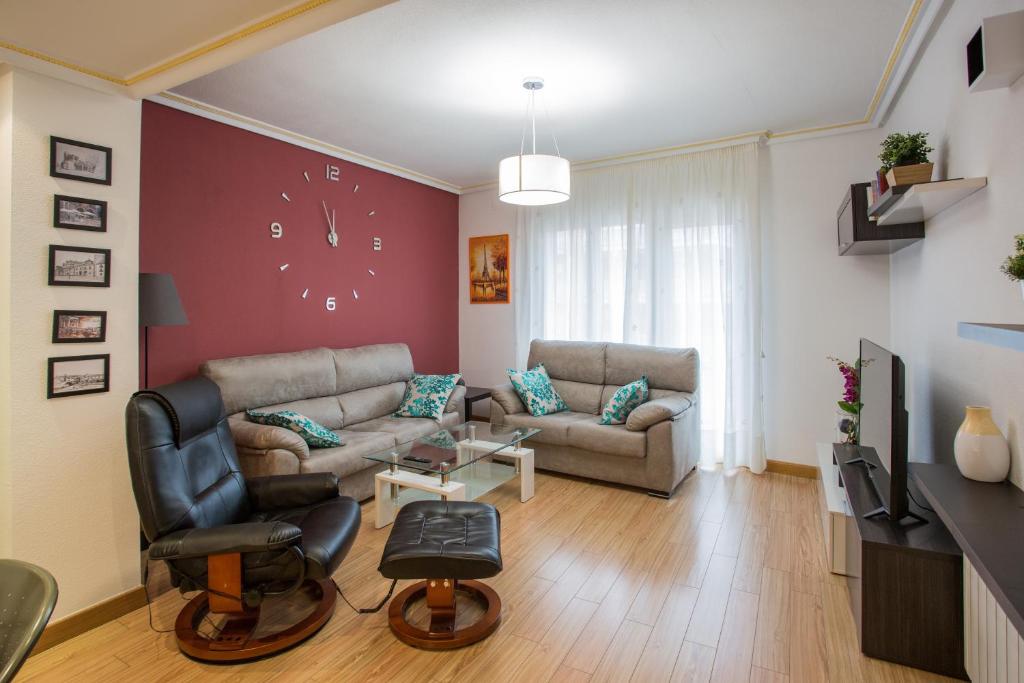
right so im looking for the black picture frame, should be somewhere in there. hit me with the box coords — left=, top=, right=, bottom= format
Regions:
left=49, top=136, right=112, bottom=185
left=48, top=245, right=111, bottom=287
left=52, top=310, right=107, bottom=343
left=53, top=194, right=107, bottom=232
left=47, top=354, right=110, bottom=399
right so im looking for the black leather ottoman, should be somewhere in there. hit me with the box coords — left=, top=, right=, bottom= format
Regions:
left=378, top=500, right=502, bottom=649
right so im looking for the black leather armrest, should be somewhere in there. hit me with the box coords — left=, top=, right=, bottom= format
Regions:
left=149, top=522, right=302, bottom=561
left=247, top=473, right=339, bottom=512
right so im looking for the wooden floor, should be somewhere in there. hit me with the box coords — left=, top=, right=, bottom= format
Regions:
left=20, top=468, right=959, bottom=682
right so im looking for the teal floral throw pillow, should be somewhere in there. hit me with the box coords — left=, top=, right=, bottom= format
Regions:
left=246, top=409, right=343, bottom=449
left=395, top=374, right=461, bottom=422
left=599, top=376, right=650, bottom=425
left=507, top=364, right=568, bottom=417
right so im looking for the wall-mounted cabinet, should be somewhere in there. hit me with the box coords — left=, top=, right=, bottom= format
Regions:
left=838, top=182, right=924, bottom=255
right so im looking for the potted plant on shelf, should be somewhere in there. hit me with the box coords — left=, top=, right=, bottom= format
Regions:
left=1000, top=234, right=1024, bottom=301
left=879, top=131, right=934, bottom=187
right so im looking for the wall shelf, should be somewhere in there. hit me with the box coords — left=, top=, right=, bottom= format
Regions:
left=958, top=322, right=1024, bottom=352
left=869, top=178, right=987, bottom=226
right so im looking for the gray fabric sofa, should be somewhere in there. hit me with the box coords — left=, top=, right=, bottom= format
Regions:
left=199, top=343, right=465, bottom=502
left=490, top=340, right=700, bottom=496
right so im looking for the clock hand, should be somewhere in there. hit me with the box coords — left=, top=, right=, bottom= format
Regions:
left=322, top=200, right=338, bottom=247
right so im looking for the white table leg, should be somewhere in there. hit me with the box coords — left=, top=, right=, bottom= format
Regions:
left=517, top=448, right=535, bottom=503
left=375, top=472, right=397, bottom=529
left=374, top=469, right=468, bottom=528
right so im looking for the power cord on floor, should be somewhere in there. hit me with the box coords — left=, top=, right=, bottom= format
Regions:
left=335, top=579, right=398, bottom=614
left=907, top=487, right=935, bottom=513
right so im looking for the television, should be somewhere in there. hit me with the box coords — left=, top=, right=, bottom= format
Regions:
left=849, top=338, right=923, bottom=523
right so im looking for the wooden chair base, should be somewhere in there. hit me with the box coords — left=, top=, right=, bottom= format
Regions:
left=174, top=578, right=336, bottom=662
left=388, top=579, right=501, bottom=650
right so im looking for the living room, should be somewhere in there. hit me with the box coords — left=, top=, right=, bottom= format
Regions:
left=1, top=0, right=1022, bottom=681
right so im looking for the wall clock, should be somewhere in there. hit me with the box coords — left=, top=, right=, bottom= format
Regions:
left=269, top=162, right=383, bottom=311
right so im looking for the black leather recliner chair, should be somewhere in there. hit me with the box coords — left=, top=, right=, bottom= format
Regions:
left=126, top=376, right=360, bottom=662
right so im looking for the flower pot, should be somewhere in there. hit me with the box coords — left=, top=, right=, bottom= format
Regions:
left=954, top=406, right=1009, bottom=482
left=885, top=162, right=934, bottom=187
left=836, top=409, right=858, bottom=445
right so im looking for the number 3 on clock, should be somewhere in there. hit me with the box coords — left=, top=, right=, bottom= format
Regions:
left=325, top=164, right=340, bottom=181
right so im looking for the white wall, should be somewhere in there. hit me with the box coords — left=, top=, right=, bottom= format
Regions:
left=885, top=0, right=1024, bottom=486
left=458, top=189, right=517, bottom=417
left=0, top=66, right=13, bottom=555
left=1, top=67, right=141, bottom=618
left=762, top=130, right=893, bottom=465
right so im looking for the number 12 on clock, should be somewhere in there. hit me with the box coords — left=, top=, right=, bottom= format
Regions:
left=326, top=164, right=340, bottom=181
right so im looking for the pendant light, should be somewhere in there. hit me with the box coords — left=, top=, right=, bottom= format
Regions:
left=498, top=78, right=570, bottom=206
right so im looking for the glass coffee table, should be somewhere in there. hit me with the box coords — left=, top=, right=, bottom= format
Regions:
left=364, top=421, right=540, bottom=528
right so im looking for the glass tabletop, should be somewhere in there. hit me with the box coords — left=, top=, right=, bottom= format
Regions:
left=363, top=420, right=540, bottom=475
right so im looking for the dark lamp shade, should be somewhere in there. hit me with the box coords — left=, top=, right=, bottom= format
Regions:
left=139, top=273, right=188, bottom=327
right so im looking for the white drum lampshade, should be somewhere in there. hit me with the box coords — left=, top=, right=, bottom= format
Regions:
left=498, top=153, right=571, bottom=206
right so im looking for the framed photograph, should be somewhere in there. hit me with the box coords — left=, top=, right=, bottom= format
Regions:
left=50, top=136, right=112, bottom=185
left=52, top=310, right=107, bottom=343
left=48, top=245, right=110, bottom=287
left=53, top=194, right=107, bottom=231
left=47, top=354, right=110, bottom=399
left=469, top=233, right=510, bottom=304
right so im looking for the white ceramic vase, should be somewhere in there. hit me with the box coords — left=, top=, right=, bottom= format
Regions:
left=954, top=406, right=1010, bottom=482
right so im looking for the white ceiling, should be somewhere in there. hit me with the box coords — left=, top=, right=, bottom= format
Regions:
left=170, top=0, right=916, bottom=189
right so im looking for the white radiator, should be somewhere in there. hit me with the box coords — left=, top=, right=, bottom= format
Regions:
left=965, top=558, right=1024, bottom=682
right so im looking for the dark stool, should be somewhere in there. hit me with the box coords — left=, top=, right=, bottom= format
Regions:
left=378, top=500, right=502, bottom=649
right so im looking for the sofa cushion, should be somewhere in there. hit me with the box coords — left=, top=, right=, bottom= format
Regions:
left=605, top=343, right=698, bottom=393
left=299, top=431, right=397, bottom=478
left=600, top=376, right=649, bottom=425
left=333, top=344, right=414, bottom=394
left=347, top=416, right=448, bottom=444
left=339, top=383, right=406, bottom=426
left=566, top=417, right=647, bottom=458
left=508, top=365, right=569, bottom=416
left=528, top=339, right=606, bottom=384
left=550, top=379, right=604, bottom=415
left=200, top=347, right=337, bottom=415
left=395, top=374, right=461, bottom=421
left=246, top=409, right=343, bottom=449
left=252, top=396, right=344, bottom=431
left=503, top=411, right=593, bottom=447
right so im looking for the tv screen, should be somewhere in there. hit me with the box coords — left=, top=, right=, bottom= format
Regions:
left=855, top=338, right=911, bottom=521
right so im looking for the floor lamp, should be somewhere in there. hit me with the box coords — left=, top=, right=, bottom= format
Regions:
left=139, top=273, right=188, bottom=389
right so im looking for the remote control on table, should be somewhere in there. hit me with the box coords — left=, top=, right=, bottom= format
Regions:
left=403, top=455, right=431, bottom=464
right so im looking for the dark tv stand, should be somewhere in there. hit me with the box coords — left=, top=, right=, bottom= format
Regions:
left=835, top=444, right=966, bottom=679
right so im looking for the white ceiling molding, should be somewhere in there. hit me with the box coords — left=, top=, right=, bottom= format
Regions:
left=150, top=92, right=460, bottom=193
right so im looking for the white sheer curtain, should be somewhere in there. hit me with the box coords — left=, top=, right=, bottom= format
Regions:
left=513, top=142, right=765, bottom=472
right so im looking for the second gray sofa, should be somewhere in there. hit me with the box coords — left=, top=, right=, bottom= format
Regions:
left=199, top=343, right=465, bottom=502
left=490, top=339, right=700, bottom=497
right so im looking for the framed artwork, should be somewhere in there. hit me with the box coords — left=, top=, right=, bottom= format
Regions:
left=52, top=310, right=107, bottom=343
left=48, top=245, right=111, bottom=287
left=469, top=233, right=509, bottom=304
left=53, top=194, right=107, bottom=231
left=47, top=354, right=110, bottom=398
left=50, top=136, right=112, bottom=185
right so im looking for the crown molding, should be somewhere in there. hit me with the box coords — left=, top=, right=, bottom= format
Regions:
left=150, top=92, right=460, bottom=193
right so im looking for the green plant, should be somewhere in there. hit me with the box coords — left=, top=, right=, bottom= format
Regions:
left=1001, top=234, right=1024, bottom=282
left=878, top=132, right=934, bottom=170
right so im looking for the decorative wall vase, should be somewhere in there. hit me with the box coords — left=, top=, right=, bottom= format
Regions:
left=836, top=408, right=858, bottom=445
left=954, top=406, right=1010, bottom=482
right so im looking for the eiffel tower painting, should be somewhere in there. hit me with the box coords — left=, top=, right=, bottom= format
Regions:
left=469, top=234, right=509, bottom=304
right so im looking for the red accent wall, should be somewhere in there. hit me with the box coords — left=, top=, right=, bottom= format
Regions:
left=140, top=102, right=459, bottom=387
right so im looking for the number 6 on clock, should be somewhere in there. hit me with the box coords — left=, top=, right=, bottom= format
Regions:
left=270, top=222, right=283, bottom=238
left=325, top=296, right=336, bottom=311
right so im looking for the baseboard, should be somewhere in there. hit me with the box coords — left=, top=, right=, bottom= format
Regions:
left=31, top=584, right=148, bottom=655
left=766, top=459, right=820, bottom=479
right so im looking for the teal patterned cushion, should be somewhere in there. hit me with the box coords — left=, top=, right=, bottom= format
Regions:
left=507, top=364, right=568, bottom=417
left=394, top=373, right=461, bottom=422
left=599, top=376, right=650, bottom=425
left=246, top=409, right=343, bottom=449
